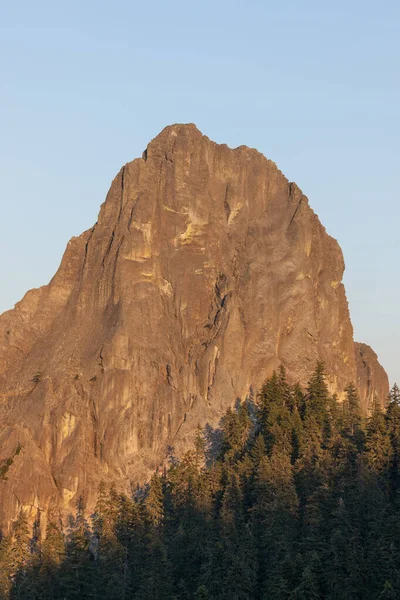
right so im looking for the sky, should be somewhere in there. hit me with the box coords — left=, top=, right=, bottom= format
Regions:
left=0, top=0, right=399, bottom=385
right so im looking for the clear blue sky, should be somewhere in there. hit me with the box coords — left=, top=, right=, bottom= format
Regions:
left=1, top=1, right=399, bottom=385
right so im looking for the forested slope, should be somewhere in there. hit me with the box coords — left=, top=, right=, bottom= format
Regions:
left=1, top=365, right=399, bottom=599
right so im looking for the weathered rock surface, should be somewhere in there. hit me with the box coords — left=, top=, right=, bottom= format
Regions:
left=0, top=124, right=388, bottom=528
left=355, top=342, right=389, bottom=412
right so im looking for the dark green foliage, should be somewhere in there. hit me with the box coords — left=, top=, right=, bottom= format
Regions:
left=31, top=372, right=42, bottom=384
left=304, top=361, right=329, bottom=425
left=0, top=457, right=14, bottom=481
left=37, top=510, right=65, bottom=599
left=379, top=581, right=398, bottom=599
left=194, top=584, right=209, bottom=599
left=219, top=401, right=252, bottom=463
left=0, top=444, right=23, bottom=481
left=385, top=384, right=400, bottom=502
left=61, top=496, right=95, bottom=599
left=365, top=395, right=391, bottom=473
left=3, top=366, right=400, bottom=599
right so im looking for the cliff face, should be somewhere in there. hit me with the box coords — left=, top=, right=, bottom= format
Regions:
left=355, top=342, right=389, bottom=411
left=0, top=124, right=388, bottom=528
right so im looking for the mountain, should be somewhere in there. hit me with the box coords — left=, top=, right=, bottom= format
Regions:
left=0, top=124, right=388, bottom=528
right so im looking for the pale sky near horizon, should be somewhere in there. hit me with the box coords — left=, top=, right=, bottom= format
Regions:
left=0, top=1, right=399, bottom=386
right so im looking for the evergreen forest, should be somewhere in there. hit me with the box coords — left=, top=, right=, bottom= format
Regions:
left=1, top=364, right=400, bottom=599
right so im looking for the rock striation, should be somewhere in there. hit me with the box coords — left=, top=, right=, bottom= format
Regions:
left=0, top=124, right=388, bottom=528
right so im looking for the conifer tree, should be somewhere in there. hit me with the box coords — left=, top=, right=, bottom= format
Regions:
left=304, top=362, right=329, bottom=429
left=62, top=496, right=94, bottom=600
left=389, top=383, right=400, bottom=406
left=194, top=584, right=209, bottom=600
left=8, top=510, right=31, bottom=600
left=258, top=370, right=285, bottom=429
left=114, top=493, right=139, bottom=599
left=342, top=382, right=363, bottom=440
left=92, top=483, right=127, bottom=600
left=144, top=474, right=165, bottom=528
left=385, top=384, right=400, bottom=501
left=257, top=369, right=294, bottom=456
left=291, top=555, right=322, bottom=600
left=194, top=424, right=206, bottom=470
left=4, top=367, right=400, bottom=600
left=134, top=536, right=173, bottom=600
left=37, top=510, right=65, bottom=599
left=249, top=433, right=266, bottom=470
left=220, top=402, right=251, bottom=463
left=379, top=580, right=397, bottom=599
left=365, top=396, right=391, bottom=474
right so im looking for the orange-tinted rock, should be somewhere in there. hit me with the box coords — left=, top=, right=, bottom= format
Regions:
left=0, top=124, right=388, bottom=528
left=355, top=342, right=389, bottom=412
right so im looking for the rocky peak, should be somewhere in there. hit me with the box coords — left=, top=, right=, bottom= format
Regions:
left=0, top=124, right=388, bottom=529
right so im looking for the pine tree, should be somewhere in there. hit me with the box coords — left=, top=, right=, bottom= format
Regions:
left=379, top=580, right=398, bottom=599
left=201, top=533, right=257, bottom=600
left=114, top=493, right=139, bottom=599
left=291, top=405, right=304, bottom=464
left=258, top=371, right=282, bottom=424
left=62, top=496, right=94, bottom=600
left=8, top=510, right=31, bottom=600
left=342, top=382, right=363, bottom=440
left=389, top=383, right=400, bottom=406
left=220, top=402, right=251, bottom=463
left=251, top=448, right=298, bottom=598
left=385, top=385, right=400, bottom=501
left=135, top=533, right=173, bottom=600
left=194, top=584, right=209, bottom=599
left=249, top=434, right=266, bottom=470
left=291, top=555, right=322, bottom=600
left=304, top=362, right=330, bottom=429
left=365, top=396, right=391, bottom=474
left=295, top=364, right=332, bottom=503
left=194, top=424, right=206, bottom=470
left=37, top=510, right=65, bottom=599
left=257, top=369, right=295, bottom=456
left=92, top=483, right=127, bottom=600
left=144, top=474, right=165, bottom=528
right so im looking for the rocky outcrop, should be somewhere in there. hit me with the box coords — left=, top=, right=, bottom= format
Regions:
left=355, top=342, right=389, bottom=412
left=0, top=124, right=388, bottom=529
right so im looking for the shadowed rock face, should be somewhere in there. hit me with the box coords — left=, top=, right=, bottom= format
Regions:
left=0, top=124, right=388, bottom=528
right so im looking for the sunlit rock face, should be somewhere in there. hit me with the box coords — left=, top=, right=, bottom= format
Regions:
left=355, top=342, right=389, bottom=411
left=0, top=124, right=388, bottom=528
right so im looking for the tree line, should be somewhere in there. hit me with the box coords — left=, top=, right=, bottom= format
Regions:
left=1, top=364, right=400, bottom=599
